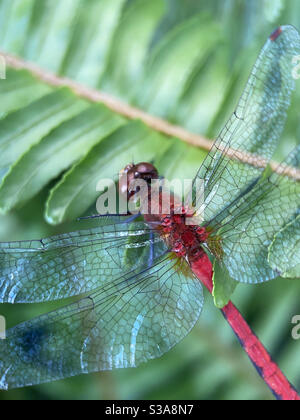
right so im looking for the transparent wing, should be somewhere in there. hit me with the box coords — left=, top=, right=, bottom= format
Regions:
left=0, top=216, right=167, bottom=303
left=210, top=145, right=300, bottom=283
left=0, top=256, right=203, bottom=389
left=193, top=25, right=300, bottom=224
left=268, top=214, right=300, bottom=278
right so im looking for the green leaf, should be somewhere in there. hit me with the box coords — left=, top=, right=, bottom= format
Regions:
left=45, top=121, right=170, bottom=224
left=268, top=215, right=300, bottom=278
left=155, top=139, right=207, bottom=184
left=0, top=0, right=14, bottom=46
left=61, top=0, right=126, bottom=85
left=174, top=45, right=228, bottom=135
left=27, top=0, right=81, bottom=73
left=0, top=88, right=88, bottom=175
left=136, top=14, right=220, bottom=118
left=0, top=104, right=125, bottom=213
left=0, top=0, right=35, bottom=55
left=206, top=46, right=258, bottom=139
left=0, top=68, right=52, bottom=116
left=263, top=0, right=284, bottom=22
left=212, top=259, right=237, bottom=308
left=101, top=0, right=166, bottom=99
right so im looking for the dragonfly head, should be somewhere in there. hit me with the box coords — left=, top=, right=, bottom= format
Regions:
left=119, top=162, right=159, bottom=200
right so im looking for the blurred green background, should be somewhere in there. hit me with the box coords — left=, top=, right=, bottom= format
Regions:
left=0, top=0, right=300, bottom=400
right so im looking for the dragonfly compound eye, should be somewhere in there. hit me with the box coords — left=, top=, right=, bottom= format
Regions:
left=119, top=164, right=135, bottom=199
left=133, top=162, right=159, bottom=182
left=119, top=162, right=159, bottom=200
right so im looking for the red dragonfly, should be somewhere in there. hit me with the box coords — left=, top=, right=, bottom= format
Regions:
left=0, top=26, right=300, bottom=399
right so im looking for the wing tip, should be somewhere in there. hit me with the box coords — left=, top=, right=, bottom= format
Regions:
left=270, top=27, right=283, bottom=41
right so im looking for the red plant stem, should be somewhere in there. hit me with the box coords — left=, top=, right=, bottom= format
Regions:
left=191, top=254, right=300, bottom=401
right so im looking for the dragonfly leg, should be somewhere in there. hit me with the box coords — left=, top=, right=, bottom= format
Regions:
left=78, top=213, right=140, bottom=222
left=148, top=231, right=155, bottom=268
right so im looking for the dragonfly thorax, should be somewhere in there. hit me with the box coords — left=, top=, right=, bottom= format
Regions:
left=160, top=213, right=209, bottom=259
left=120, top=162, right=210, bottom=259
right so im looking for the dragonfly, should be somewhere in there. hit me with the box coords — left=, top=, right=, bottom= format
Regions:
left=0, top=25, right=300, bottom=399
